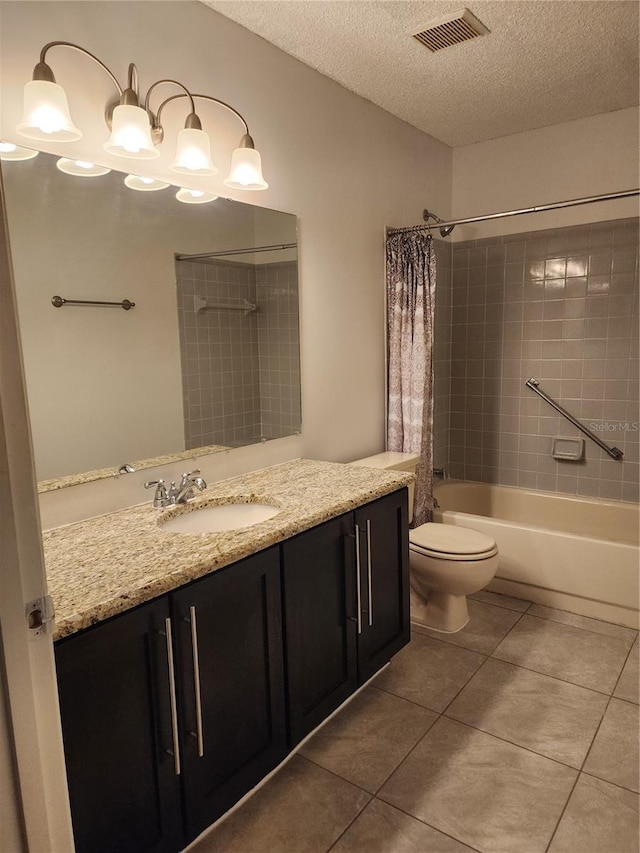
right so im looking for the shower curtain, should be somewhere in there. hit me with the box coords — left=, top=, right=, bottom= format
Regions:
left=386, top=229, right=436, bottom=527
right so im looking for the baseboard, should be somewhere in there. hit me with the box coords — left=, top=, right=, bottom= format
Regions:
left=488, top=577, right=639, bottom=630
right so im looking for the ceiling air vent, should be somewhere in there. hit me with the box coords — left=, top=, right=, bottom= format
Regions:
left=413, top=8, right=489, bottom=52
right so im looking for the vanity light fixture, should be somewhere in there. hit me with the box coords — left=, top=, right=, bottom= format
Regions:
left=0, top=141, right=39, bottom=161
left=17, top=41, right=269, bottom=188
left=124, top=174, right=170, bottom=192
left=175, top=187, right=219, bottom=204
left=56, top=158, right=110, bottom=177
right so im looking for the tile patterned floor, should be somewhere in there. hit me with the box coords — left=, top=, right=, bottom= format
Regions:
left=189, top=596, right=639, bottom=853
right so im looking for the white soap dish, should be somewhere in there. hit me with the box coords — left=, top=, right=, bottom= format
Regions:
left=552, top=437, right=585, bottom=461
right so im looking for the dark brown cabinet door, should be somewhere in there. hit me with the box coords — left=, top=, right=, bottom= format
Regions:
left=282, top=512, right=358, bottom=745
left=55, top=598, right=184, bottom=853
left=172, top=547, right=286, bottom=844
left=355, top=488, right=410, bottom=682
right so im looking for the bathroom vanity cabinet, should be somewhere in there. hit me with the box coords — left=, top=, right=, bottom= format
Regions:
left=55, top=546, right=285, bottom=853
left=283, top=489, right=409, bottom=743
left=54, top=488, right=409, bottom=853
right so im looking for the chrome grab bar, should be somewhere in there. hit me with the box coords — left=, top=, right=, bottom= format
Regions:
left=525, top=378, right=623, bottom=461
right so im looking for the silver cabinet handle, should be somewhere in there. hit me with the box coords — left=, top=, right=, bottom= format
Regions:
left=366, top=519, right=373, bottom=627
left=163, top=617, right=181, bottom=776
left=188, top=605, right=205, bottom=758
left=354, top=524, right=362, bottom=635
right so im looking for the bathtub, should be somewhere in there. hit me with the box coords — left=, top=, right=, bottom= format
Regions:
left=433, top=481, right=640, bottom=629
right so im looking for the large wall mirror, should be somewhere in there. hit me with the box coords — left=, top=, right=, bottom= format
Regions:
left=2, top=149, right=301, bottom=488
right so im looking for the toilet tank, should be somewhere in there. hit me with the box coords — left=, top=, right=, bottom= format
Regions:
left=350, top=452, right=420, bottom=521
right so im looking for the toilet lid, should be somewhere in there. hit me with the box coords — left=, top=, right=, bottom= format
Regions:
left=409, top=523, right=498, bottom=559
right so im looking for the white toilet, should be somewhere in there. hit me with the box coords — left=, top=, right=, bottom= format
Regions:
left=408, top=522, right=498, bottom=632
left=351, top=452, right=499, bottom=634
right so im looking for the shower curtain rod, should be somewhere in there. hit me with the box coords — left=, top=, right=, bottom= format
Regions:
left=176, top=243, right=296, bottom=261
left=387, top=188, right=640, bottom=235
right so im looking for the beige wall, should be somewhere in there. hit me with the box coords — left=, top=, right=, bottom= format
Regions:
left=452, top=107, right=639, bottom=242
left=0, top=0, right=452, bottom=502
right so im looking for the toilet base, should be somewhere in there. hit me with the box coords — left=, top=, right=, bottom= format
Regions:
left=410, top=588, right=470, bottom=633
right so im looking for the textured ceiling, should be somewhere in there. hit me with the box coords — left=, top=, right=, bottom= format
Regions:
left=203, top=0, right=639, bottom=147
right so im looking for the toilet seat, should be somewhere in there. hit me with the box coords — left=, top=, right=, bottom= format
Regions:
left=409, top=522, right=498, bottom=562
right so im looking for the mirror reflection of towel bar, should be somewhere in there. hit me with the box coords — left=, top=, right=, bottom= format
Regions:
left=52, top=295, right=135, bottom=310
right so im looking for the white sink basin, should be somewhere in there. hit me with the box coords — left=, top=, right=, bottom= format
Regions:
left=160, top=502, right=281, bottom=534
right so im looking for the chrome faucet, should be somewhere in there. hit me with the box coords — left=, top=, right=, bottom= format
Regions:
left=145, top=470, right=207, bottom=508
left=170, top=470, right=208, bottom=504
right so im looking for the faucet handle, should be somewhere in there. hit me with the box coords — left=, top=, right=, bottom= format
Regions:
left=144, top=479, right=164, bottom=489
left=144, top=479, right=169, bottom=508
left=179, top=469, right=201, bottom=487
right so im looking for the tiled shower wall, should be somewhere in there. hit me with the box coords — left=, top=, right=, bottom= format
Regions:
left=176, top=258, right=301, bottom=449
left=177, top=260, right=261, bottom=449
left=444, top=217, right=639, bottom=502
left=433, top=239, right=452, bottom=471
left=256, top=261, right=301, bottom=439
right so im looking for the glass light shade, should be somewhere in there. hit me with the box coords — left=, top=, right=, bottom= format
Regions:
left=223, top=146, right=268, bottom=190
left=170, top=128, right=218, bottom=176
left=56, top=158, right=110, bottom=177
left=175, top=187, right=219, bottom=205
left=0, top=141, right=38, bottom=161
left=16, top=80, right=82, bottom=142
left=124, top=174, right=170, bottom=192
left=103, top=104, right=160, bottom=159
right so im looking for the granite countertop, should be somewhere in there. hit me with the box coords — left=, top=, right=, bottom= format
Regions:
left=45, top=459, right=412, bottom=640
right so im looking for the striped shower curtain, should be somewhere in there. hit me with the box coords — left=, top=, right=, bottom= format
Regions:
left=386, top=229, right=436, bottom=527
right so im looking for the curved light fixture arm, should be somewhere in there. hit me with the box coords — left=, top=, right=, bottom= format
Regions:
left=155, top=92, right=250, bottom=138
left=36, top=41, right=123, bottom=98
left=146, top=80, right=196, bottom=122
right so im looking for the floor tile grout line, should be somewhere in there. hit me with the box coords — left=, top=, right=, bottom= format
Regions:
left=469, top=593, right=533, bottom=614
left=439, top=714, right=586, bottom=775
left=303, top=690, right=442, bottom=805
left=321, top=789, right=374, bottom=853
left=577, top=640, right=636, bottom=778
left=361, top=797, right=486, bottom=853
left=439, top=653, right=495, bottom=716
left=580, top=769, right=640, bottom=796
left=489, top=653, right=620, bottom=696
left=296, top=753, right=374, bottom=797
left=514, top=610, right=638, bottom=646
left=374, top=682, right=461, bottom=715
left=543, top=771, right=582, bottom=853
left=410, top=625, right=492, bottom=656
left=411, top=605, right=525, bottom=656
left=413, top=612, right=621, bottom=697
left=609, top=636, right=638, bottom=698
left=368, top=681, right=460, bottom=715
